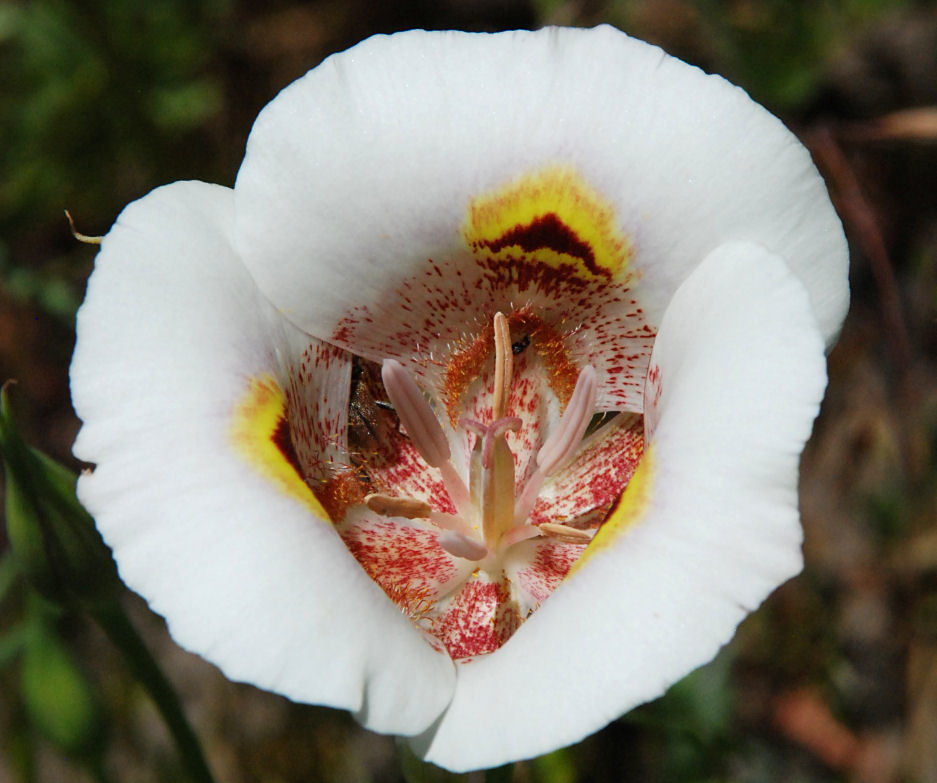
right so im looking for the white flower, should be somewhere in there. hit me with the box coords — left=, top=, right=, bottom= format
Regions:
left=70, top=26, right=848, bottom=772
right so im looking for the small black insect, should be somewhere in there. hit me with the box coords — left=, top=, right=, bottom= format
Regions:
left=584, top=410, right=620, bottom=437
left=511, top=334, right=530, bottom=355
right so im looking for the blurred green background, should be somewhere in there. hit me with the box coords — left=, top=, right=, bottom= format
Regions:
left=2, top=0, right=937, bottom=781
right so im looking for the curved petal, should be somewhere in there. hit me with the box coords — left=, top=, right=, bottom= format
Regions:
left=70, top=181, right=454, bottom=735
left=413, top=241, right=827, bottom=771
left=235, top=25, right=847, bottom=369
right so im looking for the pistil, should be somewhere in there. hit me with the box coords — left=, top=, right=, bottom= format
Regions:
left=463, top=416, right=522, bottom=549
left=492, top=311, right=512, bottom=420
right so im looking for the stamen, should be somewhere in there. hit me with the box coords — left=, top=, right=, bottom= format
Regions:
left=438, top=530, right=488, bottom=561
left=513, top=364, right=598, bottom=525
left=364, top=493, right=431, bottom=520
left=538, top=522, right=594, bottom=543
left=366, top=493, right=476, bottom=538
left=512, top=476, right=542, bottom=526
left=429, top=511, right=475, bottom=537
left=382, top=359, right=450, bottom=468
left=492, top=311, right=513, bottom=419
left=381, top=359, right=471, bottom=515
left=500, top=522, right=595, bottom=549
left=536, top=365, right=598, bottom=476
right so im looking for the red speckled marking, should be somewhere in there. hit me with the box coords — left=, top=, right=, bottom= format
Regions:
left=442, top=318, right=495, bottom=425
left=319, top=329, right=648, bottom=659
left=258, top=307, right=650, bottom=662
left=513, top=540, right=586, bottom=608
left=429, top=573, right=521, bottom=660
left=285, top=340, right=352, bottom=484
left=443, top=306, right=580, bottom=425
left=329, top=251, right=654, bottom=416
left=644, top=361, right=663, bottom=441
left=312, top=356, right=647, bottom=659
left=531, top=412, right=645, bottom=526
left=340, top=518, right=460, bottom=619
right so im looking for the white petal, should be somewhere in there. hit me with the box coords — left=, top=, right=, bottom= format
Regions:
left=413, top=241, right=827, bottom=771
left=235, top=26, right=847, bottom=351
left=70, top=181, right=454, bottom=735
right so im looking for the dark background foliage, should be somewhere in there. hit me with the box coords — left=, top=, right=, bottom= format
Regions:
left=2, top=0, right=937, bottom=781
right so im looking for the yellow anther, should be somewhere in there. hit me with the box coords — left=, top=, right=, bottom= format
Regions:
left=364, top=493, right=432, bottom=520
left=538, top=522, right=593, bottom=543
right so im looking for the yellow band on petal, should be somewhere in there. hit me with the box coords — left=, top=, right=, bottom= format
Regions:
left=463, top=166, right=631, bottom=279
left=570, top=444, right=654, bottom=573
left=231, top=374, right=328, bottom=517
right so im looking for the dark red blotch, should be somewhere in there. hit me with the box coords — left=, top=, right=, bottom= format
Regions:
left=480, top=213, right=606, bottom=278
left=272, top=416, right=304, bottom=478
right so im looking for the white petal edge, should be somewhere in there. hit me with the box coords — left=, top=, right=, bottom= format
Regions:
left=412, top=241, right=827, bottom=771
left=70, top=181, right=455, bottom=735
left=234, top=26, right=848, bottom=349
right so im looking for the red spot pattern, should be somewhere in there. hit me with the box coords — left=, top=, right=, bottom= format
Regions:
left=443, top=307, right=580, bottom=425
left=285, top=340, right=351, bottom=483
left=429, top=573, right=521, bottom=660
left=531, top=413, right=645, bottom=526
left=328, top=251, right=655, bottom=416
left=340, top=518, right=459, bottom=619
left=514, top=541, right=585, bottom=607
left=644, top=362, right=663, bottom=439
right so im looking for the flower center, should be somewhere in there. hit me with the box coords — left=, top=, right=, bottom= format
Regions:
left=307, top=309, right=646, bottom=661
left=369, top=313, right=599, bottom=570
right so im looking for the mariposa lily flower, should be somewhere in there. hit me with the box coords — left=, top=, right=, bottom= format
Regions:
left=70, top=25, right=848, bottom=772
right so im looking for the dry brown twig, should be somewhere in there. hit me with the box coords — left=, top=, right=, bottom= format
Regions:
left=842, top=107, right=937, bottom=143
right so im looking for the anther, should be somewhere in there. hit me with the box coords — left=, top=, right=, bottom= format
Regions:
left=513, top=364, right=598, bottom=525
left=536, top=365, right=597, bottom=476
left=381, top=359, right=471, bottom=515
left=381, top=359, right=450, bottom=468
left=538, top=522, right=594, bottom=543
left=364, top=493, right=432, bottom=520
